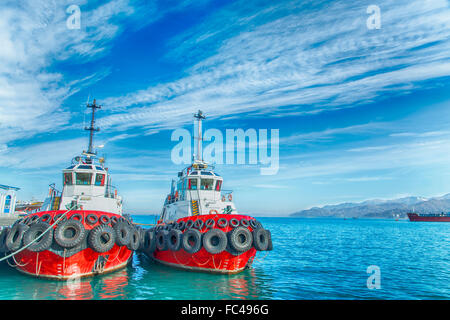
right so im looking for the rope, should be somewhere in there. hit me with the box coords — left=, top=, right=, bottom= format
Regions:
left=171, top=250, right=191, bottom=266
left=133, top=223, right=156, bottom=226
left=0, top=205, right=76, bottom=263
left=191, top=254, right=211, bottom=266
left=253, top=251, right=270, bottom=263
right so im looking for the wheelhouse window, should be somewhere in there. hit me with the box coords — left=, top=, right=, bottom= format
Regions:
left=95, top=173, right=105, bottom=186
left=200, top=178, right=214, bottom=190
left=76, top=172, right=92, bottom=185
left=78, top=165, right=93, bottom=169
left=64, top=173, right=73, bottom=185
left=188, top=178, right=198, bottom=190
left=215, top=180, right=222, bottom=191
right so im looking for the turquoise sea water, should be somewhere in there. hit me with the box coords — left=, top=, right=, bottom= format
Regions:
left=0, top=216, right=449, bottom=300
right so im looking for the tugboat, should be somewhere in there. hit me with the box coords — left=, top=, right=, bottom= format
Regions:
left=138, top=111, right=273, bottom=274
left=0, top=100, right=141, bottom=279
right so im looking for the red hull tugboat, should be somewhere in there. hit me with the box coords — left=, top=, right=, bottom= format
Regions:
left=0, top=100, right=141, bottom=279
left=138, top=111, right=273, bottom=274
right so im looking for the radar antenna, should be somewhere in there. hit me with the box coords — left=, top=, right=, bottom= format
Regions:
left=194, top=110, right=206, bottom=162
left=84, top=99, right=101, bottom=158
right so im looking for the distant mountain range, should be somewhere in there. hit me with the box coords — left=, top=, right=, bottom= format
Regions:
left=290, top=194, right=450, bottom=219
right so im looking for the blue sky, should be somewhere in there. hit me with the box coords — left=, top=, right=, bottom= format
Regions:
left=1, top=0, right=450, bottom=215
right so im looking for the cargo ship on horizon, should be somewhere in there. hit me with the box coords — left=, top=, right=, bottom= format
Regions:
left=407, top=212, right=450, bottom=222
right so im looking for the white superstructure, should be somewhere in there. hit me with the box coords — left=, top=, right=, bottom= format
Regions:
left=159, top=111, right=237, bottom=224
left=40, top=99, right=123, bottom=215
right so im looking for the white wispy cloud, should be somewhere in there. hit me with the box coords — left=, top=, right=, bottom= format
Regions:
left=97, top=0, right=450, bottom=133
left=0, top=0, right=145, bottom=146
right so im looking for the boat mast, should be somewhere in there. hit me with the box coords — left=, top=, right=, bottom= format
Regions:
left=84, top=99, right=101, bottom=158
left=194, top=110, right=206, bottom=162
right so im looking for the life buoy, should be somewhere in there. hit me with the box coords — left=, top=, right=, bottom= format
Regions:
left=54, top=219, right=86, bottom=248
left=113, top=221, right=131, bottom=246
left=202, top=229, right=227, bottom=254
left=209, top=209, right=219, bottom=215
left=221, top=196, right=226, bottom=202
left=228, top=226, right=252, bottom=253
left=23, top=222, right=53, bottom=252
left=175, top=191, right=179, bottom=200
left=181, top=229, right=202, bottom=254
left=228, top=194, right=233, bottom=201
left=167, top=229, right=182, bottom=251
left=88, top=225, right=115, bottom=253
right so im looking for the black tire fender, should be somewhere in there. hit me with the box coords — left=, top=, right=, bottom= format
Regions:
left=99, top=215, right=111, bottom=225
left=113, top=221, right=131, bottom=246
left=205, top=219, right=215, bottom=229
left=185, top=219, right=194, bottom=229
left=69, top=213, right=83, bottom=221
left=0, top=227, right=11, bottom=253
left=156, top=230, right=168, bottom=251
left=88, top=224, right=116, bottom=253
left=177, top=220, right=186, bottom=230
left=85, top=214, right=98, bottom=225
left=249, top=219, right=258, bottom=229
left=203, top=228, right=227, bottom=254
left=23, top=222, right=53, bottom=252
left=127, top=228, right=140, bottom=251
left=54, top=219, right=86, bottom=248
left=267, top=229, right=273, bottom=251
left=228, top=226, right=252, bottom=252
left=39, top=214, right=52, bottom=223
left=193, top=219, right=204, bottom=230
left=217, top=218, right=228, bottom=228
left=181, top=229, right=202, bottom=254
left=252, top=228, right=270, bottom=251
left=6, top=223, right=29, bottom=252
left=143, top=229, right=156, bottom=255
left=229, top=218, right=239, bottom=228
left=167, top=229, right=182, bottom=251
left=240, top=218, right=250, bottom=228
